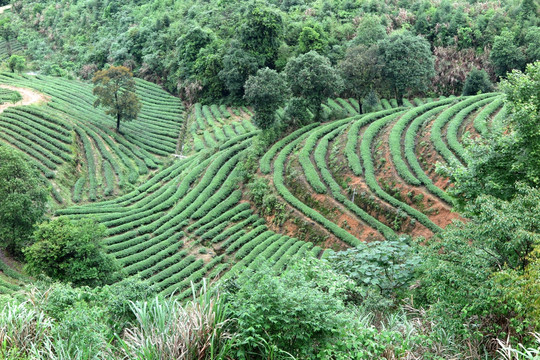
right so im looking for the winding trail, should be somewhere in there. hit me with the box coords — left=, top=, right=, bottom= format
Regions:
left=0, top=85, right=49, bottom=113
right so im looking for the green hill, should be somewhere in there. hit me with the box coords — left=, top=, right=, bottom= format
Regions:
left=0, top=74, right=505, bottom=295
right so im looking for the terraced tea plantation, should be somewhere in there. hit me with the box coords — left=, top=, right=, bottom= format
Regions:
left=186, top=103, right=259, bottom=152
left=0, top=73, right=183, bottom=204
left=0, top=73, right=505, bottom=296
left=262, top=93, right=504, bottom=248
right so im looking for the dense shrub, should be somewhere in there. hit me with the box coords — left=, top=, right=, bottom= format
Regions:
left=24, top=217, right=121, bottom=287
left=462, top=69, right=495, bottom=96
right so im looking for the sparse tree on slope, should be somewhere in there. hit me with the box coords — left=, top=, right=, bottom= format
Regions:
left=339, top=45, right=382, bottom=111
left=6, top=54, right=25, bottom=73
left=0, top=16, right=17, bottom=56
left=378, top=31, right=435, bottom=104
left=285, top=51, right=343, bottom=120
left=93, top=66, right=141, bottom=132
left=244, top=67, right=289, bottom=129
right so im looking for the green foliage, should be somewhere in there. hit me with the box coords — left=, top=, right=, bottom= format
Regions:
left=297, top=24, right=328, bottom=54
left=176, top=27, right=214, bottom=76
left=0, top=16, right=17, bottom=56
left=0, top=278, right=157, bottom=359
left=330, top=237, right=420, bottom=301
left=224, top=258, right=357, bottom=358
left=502, top=61, right=540, bottom=185
left=339, top=45, right=381, bottom=106
left=219, top=46, right=260, bottom=98
left=93, top=66, right=142, bottom=132
left=244, top=67, right=289, bottom=129
left=524, top=27, right=540, bottom=63
left=191, top=41, right=226, bottom=102
left=495, top=246, right=540, bottom=334
left=0, top=145, right=48, bottom=256
left=48, top=301, right=111, bottom=358
left=239, top=3, right=283, bottom=67
left=462, top=68, right=494, bottom=95
left=119, top=282, right=232, bottom=359
left=285, top=51, right=343, bottom=120
left=8, top=0, right=537, bottom=104
left=0, top=301, right=53, bottom=359
left=6, top=54, right=25, bottom=73
left=351, top=15, right=387, bottom=47
left=490, top=30, right=526, bottom=77
left=417, top=185, right=540, bottom=340
left=361, top=89, right=380, bottom=113
left=446, top=62, right=540, bottom=204
left=378, top=31, right=435, bottom=102
left=24, top=217, right=120, bottom=287
left=283, top=96, right=312, bottom=127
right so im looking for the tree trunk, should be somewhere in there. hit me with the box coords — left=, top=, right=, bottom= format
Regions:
left=115, top=91, right=121, bottom=132
left=395, top=87, right=403, bottom=106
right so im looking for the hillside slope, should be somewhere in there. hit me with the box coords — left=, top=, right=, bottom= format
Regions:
left=0, top=73, right=183, bottom=205
left=0, top=74, right=505, bottom=295
left=0, top=74, right=503, bottom=297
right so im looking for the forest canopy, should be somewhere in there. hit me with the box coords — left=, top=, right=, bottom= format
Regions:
left=9, top=0, right=540, bottom=104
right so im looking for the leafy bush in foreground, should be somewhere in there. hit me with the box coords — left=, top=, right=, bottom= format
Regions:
left=24, top=217, right=120, bottom=287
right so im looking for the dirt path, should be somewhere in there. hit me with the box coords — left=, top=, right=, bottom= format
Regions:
left=0, top=5, right=11, bottom=14
left=0, top=85, right=49, bottom=113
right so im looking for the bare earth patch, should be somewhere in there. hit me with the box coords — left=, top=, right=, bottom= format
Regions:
left=0, top=5, right=11, bottom=14
left=0, top=85, right=50, bottom=114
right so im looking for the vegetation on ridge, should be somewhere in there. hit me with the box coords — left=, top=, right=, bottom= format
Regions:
left=0, top=0, right=538, bottom=358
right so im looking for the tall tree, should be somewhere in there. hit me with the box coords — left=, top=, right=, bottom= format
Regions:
left=524, top=27, right=540, bottom=64
left=176, top=27, right=214, bottom=78
left=462, top=68, right=494, bottom=96
left=219, top=46, right=260, bottom=99
left=378, top=31, right=435, bottom=104
left=0, top=145, right=48, bottom=256
left=490, top=30, right=526, bottom=78
left=351, top=15, right=387, bottom=47
left=244, top=67, right=289, bottom=129
left=339, top=45, right=382, bottom=110
left=93, top=66, right=141, bottom=132
left=297, top=24, right=328, bottom=54
left=6, top=55, right=25, bottom=73
left=239, top=3, right=283, bottom=67
left=0, top=16, right=17, bottom=56
left=285, top=51, right=343, bottom=120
